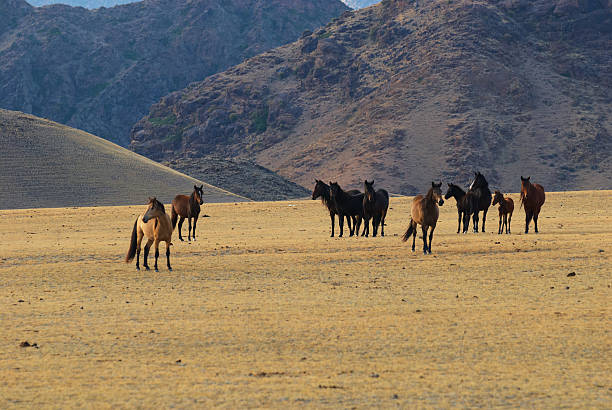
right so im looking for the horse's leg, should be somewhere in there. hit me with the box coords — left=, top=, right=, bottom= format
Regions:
left=346, top=215, right=353, bottom=237
left=525, top=211, right=533, bottom=234
left=421, top=225, right=429, bottom=255
left=187, top=217, right=192, bottom=241
left=498, top=212, right=502, bottom=234
left=411, top=222, right=417, bottom=252
left=154, top=240, right=160, bottom=272
left=143, top=239, right=153, bottom=270
left=338, top=213, right=344, bottom=237
left=380, top=210, right=386, bottom=237
left=330, top=212, right=335, bottom=237
left=166, top=241, right=172, bottom=271
left=457, top=211, right=462, bottom=234
left=462, top=213, right=469, bottom=233
left=192, top=216, right=198, bottom=241
left=428, top=226, right=435, bottom=254
left=508, top=213, right=512, bottom=234
left=473, top=212, right=479, bottom=233
left=372, top=215, right=379, bottom=237
left=482, top=208, right=488, bottom=233
left=135, top=231, right=143, bottom=271
left=177, top=217, right=185, bottom=241
left=534, top=210, right=540, bottom=233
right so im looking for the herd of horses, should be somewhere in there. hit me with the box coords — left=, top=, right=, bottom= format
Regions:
left=125, top=173, right=546, bottom=270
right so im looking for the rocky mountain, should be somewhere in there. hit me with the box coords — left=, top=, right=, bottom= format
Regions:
left=131, top=0, right=612, bottom=194
left=0, top=0, right=348, bottom=145
left=0, top=109, right=246, bottom=209
left=27, top=0, right=134, bottom=8
left=341, top=0, right=380, bottom=10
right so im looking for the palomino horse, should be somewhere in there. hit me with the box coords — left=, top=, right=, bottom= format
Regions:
left=126, top=197, right=173, bottom=271
left=444, top=183, right=477, bottom=234
left=329, top=182, right=364, bottom=238
left=362, top=180, right=389, bottom=237
left=171, top=185, right=204, bottom=241
left=312, top=180, right=360, bottom=237
left=520, top=176, right=545, bottom=233
left=402, top=182, right=444, bottom=254
left=492, top=190, right=514, bottom=234
left=468, top=172, right=492, bottom=233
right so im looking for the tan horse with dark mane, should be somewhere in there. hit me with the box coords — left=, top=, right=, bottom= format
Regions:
left=520, top=176, right=545, bottom=234
left=402, top=182, right=444, bottom=254
left=171, top=185, right=204, bottom=241
left=492, top=190, right=514, bottom=234
left=126, top=197, right=173, bottom=271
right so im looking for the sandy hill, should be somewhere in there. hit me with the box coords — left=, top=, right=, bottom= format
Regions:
left=0, top=109, right=246, bottom=209
left=0, top=0, right=348, bottom=145
left=131, top=0, right=611, bottom=194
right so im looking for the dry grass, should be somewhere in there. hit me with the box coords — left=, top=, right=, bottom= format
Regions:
left=1, top=191, right=610, bottom=408
left=0, top=109, right=245, bottom=209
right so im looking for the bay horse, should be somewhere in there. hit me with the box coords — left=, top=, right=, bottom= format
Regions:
left=492, top=190, right=514, bottom=234
left=468, top=172, right=492, bottom=233
left=312, top=180, right=360, bottom=237
left=329, top=182, right=365, bottom=238
left=362, top=180, right=389, bottom=237
left=520, top=176, right=545, bottom=233
left=402, top=182, right=444, bottom=254
left=125, top=197, right=173, bottom=271
left=444, top=183, right=477, bottom=234
left=171, top=185, right=203, bottom=241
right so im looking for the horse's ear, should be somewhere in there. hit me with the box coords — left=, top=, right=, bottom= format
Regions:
left=329, top=181, right=333, bottom=185
left=447, top=182, right=451, bottom=187
left=199, top=184, right=203, bottom=189
left=194, top=185, right=197, bottom=190
left=148, top=196, right=153, bottom=202
left=527, top=176, right=530, bottom=181
left=371, top=180, right=374, bottom=185
left=432, top=181, right=435, bottom=187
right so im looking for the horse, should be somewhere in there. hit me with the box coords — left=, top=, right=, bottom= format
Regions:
left=468, top=172, right=492, bottom=233
left=312, top=180, right=360, bottom=237
left=329, top=182, right=365, bottom=238
left=171, top=185, right=204, bottom=241
left=126, top=197, right=173, bottom=272
left=520, top=176, right=545, bottom=234
left=402, top=182, right=444, bottom=254
left=362, top=180, right=389, bottom=237
left=492, top=190, right=514, bottom=234
left=444, top=183, right=478, bottom=234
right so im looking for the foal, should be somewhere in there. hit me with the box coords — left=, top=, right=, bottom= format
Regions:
left=402, top=182, right=444, bottom=254
left=492, top=190, right=514, bottom=234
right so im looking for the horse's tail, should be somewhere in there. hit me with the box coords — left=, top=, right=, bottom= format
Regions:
left=402, top=219, right=415, bottom=242
left=171, top=205, right=178, bottom=229
left=125, top=218, right=138, bottom=263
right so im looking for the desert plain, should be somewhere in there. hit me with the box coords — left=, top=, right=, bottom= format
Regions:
left=1, top=191, right=610, bottom=408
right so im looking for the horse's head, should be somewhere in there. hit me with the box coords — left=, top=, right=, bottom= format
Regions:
left=432, top=181, right=444, bottom=206
left=312, top=179, right=327, bottom=200
left=444, top=183, right=458, bottom=200
left=142, top=197, right=166, bottom=223
left=364, top=180, right=375, bottom=202
left=329, top=182, right=341, bottom=201
left=469, top=172, right=488, bottom=191
left=520, top=176, right=531, bottom=201
left=193, top=185, right=204, bottom=205
left=492, top=190, right=503, bottom=206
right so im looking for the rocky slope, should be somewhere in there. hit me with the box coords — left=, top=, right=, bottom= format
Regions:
left=0, top=0, right=348, bottom=145
left=0, top=109, right=246, bottom=209
left=131, top=0, right=611, bottom=194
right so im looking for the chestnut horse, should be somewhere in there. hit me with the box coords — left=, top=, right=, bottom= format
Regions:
left=312, top=180, right=360, bottom=237
left=125, top=197, right=173, bottom=271
left=520, top=176, right=545, bottom=233
left=362, top=180, right=389, bottom=237
left=492, top=190, right=514, bottom=234
left=402, top=182, right=444, bottom=254
left=171, top=185, right=203, bottom=241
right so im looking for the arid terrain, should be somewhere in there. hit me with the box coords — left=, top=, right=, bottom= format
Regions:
left=1, top=190, right=610, bottom=407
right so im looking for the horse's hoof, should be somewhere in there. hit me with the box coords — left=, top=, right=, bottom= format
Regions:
left=168, top=267, right=172, bottom=271
left=144, top=266, right=150, bottom=271
left=155, top=268, right=159, bottom=272
left=135, top=267, right=140, bottom=271
left=179, top=238, right=184, bottom=242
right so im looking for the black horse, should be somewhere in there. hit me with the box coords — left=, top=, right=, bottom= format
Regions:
left=362, top=180, right=389, bottom=237
left=329, top=182, right=364, bottom=238
left=468, top=172, right=492, bottom=233
left=444, top=183, right=478, bottom=234
left=312, top=180, right=360, bottom=237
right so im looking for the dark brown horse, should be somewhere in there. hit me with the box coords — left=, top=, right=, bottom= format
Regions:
left=468, top=172, right=492, bottom=233
left=171, top=185, right=204, bottom=241
left=492, top=190, right=514, bottom=234
left=444, top=183, right=477, bottom=234
left=126, top=197, right=173, bottom=272
left=312, top=180, right=360, bottom=237
left=362, top=180, right=389, bottom=237
left=402, top=182, right=444, bottom=254
left=329, top=182, right=364, bottom=238
left=520, top=176, right=545, bottom=234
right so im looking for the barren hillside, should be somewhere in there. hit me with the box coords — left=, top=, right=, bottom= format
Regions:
left=0, top=109, right=245, bottom=209
left=131, top=0, right=611, bottom=194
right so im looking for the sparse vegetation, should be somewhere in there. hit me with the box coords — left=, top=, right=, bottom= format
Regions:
left=148, top=114, right=177, bottom=127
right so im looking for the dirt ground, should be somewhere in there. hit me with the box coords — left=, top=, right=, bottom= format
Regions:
left=1, top=191, right=610, bottom=408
